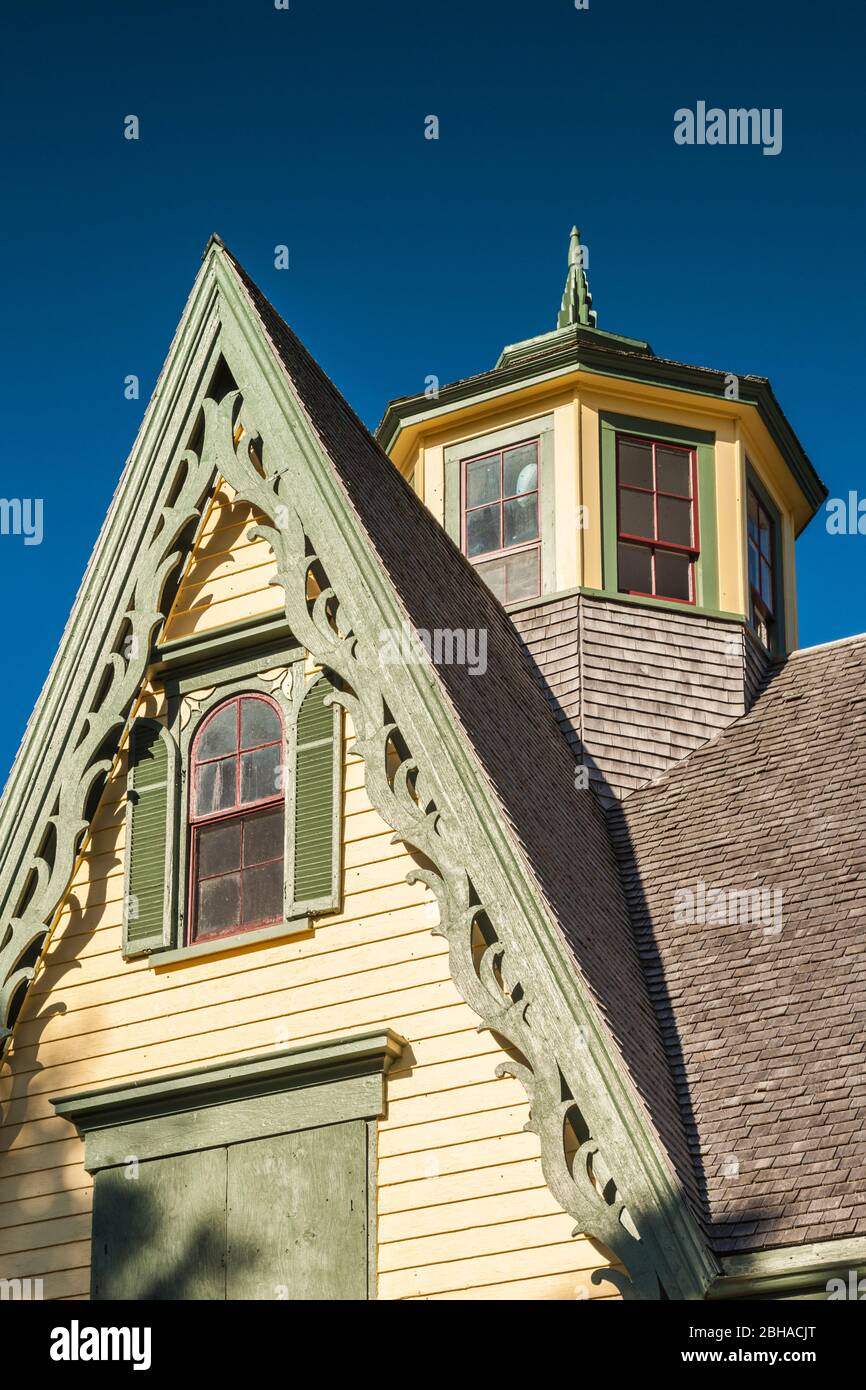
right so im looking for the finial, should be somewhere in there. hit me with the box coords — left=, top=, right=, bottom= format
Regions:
left=557, top=225, right=597, bottom=329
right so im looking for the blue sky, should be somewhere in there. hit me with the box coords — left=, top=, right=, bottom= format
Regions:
left=1, top=0, right=864, bottom=785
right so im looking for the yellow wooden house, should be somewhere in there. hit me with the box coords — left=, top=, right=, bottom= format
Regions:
left=0, top=232, right=861, bottom=1302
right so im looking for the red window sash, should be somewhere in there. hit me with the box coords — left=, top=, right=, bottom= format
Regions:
left=615, top=436, right=699, bottom=605
left=188, top=694, right=285, bottom=944
left=747, top=487, right=775, bottom=620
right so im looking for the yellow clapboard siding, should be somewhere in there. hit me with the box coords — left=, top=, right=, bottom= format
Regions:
left=0, top=496, right=615, bottom=1302
left=342, top=831, right=410, bottom=870
left=0, top=1212, right=91, bottom=1257
left=0, top=1169, right=90, bottom=1210
left=385, top=1026, right=499, bottom=1077
left=13, top=955, right=452, bottom=1077
left=15, top=925, right=446, bottom=1050
left=171, top=537, right=276, bottom=591
left=12, top=996, right=472, bottom=1081
left=29, top=904, right=439, bottom=1006
left=378, top=1156, right=546, bottom=1214
left=9, top=1030, right=502, bottom=1133
left=8, top=980, right=464, bottom=1092
left=0, top=1187, right=92, bottom=1229
left=0, top=1139, right=84, bottom=1184
left=2, top=1016, right=492, bottom=1112
left=169, top=558, right=280, bottom=617
left=41, top=876, right=428, bottom=963
left=378, top=1131, right=540, bottom=1188
left=162, top=485, right=276, bottom=643
left=163, top=588, right=284, bottom=640
left=24, top=1270, right=91, bottom=1301
left=31, top=900, right=439, bottom=1000
left=0, top=1000, right=474, bottom=1116
left=379, top=1185, right=560, bottom=1244
left=430, top=1271, right=618, bottom=1301
left=0, top=1240, right=90, bottom=1281
left=5, top=988, right=496, bottom=1127
left=381, top=1075, right=523, bottom=1133
left=386, top=1054, right=513, bottom=1110
left=377, top=1103, right=531, bottom=1159
left=380, top=1237, right=606, bottom=1300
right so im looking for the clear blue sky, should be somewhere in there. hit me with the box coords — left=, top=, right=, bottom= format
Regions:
left=1, top=0, right=864, bottom=785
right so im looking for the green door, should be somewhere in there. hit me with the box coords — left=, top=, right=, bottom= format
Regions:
left=91, top=1120, right=369, bottom=1300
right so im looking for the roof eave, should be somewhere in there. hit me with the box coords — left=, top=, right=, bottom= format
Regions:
left=707, top=1235, right=866, bottom=1300
left=377, top=336, right=827, bottom=520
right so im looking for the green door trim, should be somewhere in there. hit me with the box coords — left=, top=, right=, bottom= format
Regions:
left=52, top=1027, right=405, bottom=1171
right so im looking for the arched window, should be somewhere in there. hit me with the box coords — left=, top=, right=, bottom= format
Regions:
left=188, top=694, right=284, bottom=943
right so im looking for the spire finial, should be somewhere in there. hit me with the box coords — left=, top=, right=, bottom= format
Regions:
left=557, top=224, right=596, bottom=329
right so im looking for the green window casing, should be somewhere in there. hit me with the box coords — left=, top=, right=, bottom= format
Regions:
left=444, top=414, right=557, bottom=602
left=122, top=719, right=178, bottom=957
left=124, top=659, right=343, bottom=959
left=599, top=412, right=720, bottom=616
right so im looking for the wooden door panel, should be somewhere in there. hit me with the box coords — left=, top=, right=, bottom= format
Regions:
left=91, top=1148, right=227, bottom=1300
left=226, top=1121, right=368, bottom=1300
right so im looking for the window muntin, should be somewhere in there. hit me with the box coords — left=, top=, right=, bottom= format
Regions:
left=616, top=435, right=698, bottom=604
left=747, top=483, right=775, bottom=646
left=189, top=694, right=284, bottom=942
left=462, top=439, right=541, bottom=604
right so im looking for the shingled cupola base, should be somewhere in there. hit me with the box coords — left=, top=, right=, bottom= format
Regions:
left=512, top=591, right=771, bottom=805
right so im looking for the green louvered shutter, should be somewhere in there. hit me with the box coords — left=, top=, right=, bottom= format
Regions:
left=123, top=720, right=177, bottom=957
left=292, top=677, right=341, bottom=914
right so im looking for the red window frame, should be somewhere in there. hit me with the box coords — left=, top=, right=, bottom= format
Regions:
left=461, top=438, right=541, bottom=603
left=747, top=482, right=775, bottom=640
left=616, top=434, right=700, bottom=604
left=187, top=693, right=284, bottom=945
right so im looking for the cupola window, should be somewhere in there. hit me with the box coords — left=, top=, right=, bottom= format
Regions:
left=462, top=439, right=541, bottom=603
left=747, top=482, right=775, bottom=648
left=616, top=434, right=698, bottom=603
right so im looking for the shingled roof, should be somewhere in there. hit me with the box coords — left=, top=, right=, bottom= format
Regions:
left=610, top=635, right=866, bottom=1254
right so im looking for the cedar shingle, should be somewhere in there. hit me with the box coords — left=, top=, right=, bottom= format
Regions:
left=612, top=637, right=866, bottom=1252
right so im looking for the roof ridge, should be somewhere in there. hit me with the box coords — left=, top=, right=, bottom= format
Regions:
left=790, top=630, right=866, bottom=657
